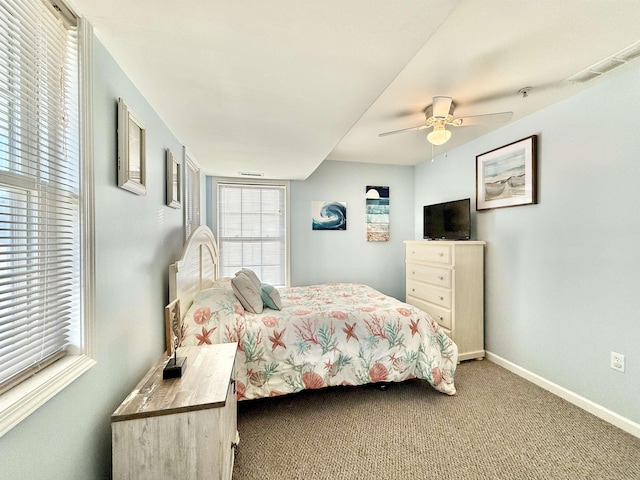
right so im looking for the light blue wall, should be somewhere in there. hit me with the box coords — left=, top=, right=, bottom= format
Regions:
left=0, top=37, right=186, bottom=479
left=290, top=160, right=414, bottom=300
left=207, top=161, right=415, bottom=300
left=413, top=65, right=640, bottom=424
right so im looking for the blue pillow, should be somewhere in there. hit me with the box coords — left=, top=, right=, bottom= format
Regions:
left=260, top=283, right=282, bottom=310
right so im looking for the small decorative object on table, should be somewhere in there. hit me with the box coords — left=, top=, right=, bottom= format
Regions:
left=163, top=299, right=186, bottom=379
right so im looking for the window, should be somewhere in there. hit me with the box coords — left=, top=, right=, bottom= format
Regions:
left=184, top=150, right=201, bottom=239
left=0, top=0, right=94, bottom=437
left=217, top=181, right=288, bottom=286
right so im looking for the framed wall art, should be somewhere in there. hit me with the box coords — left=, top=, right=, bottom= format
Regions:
left=312, top=201, right=347, bottom=230
left=166, top=148, right=181, bottom=208
left=365, top=186, right=389, bottom=241
left=117, top=97, right=147, bottom=195
left=476, top=135, right=537, bottom=211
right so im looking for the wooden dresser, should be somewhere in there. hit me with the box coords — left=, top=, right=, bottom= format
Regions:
left=111, top=343, right=238, bottom=480
left=405, top=240, right=485, bottom=361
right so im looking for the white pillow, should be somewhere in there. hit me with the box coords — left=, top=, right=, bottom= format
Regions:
left=231, top=272, right=264, bottom=313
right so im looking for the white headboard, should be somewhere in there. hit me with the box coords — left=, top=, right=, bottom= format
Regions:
left=169, top=226, right=219, bottom=315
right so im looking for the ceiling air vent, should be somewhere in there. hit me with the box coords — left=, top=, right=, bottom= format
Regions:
left=568, top=40, right=640, bottom=84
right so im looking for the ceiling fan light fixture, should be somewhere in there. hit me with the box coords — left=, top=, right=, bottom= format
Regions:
left=379, top=95, right=512, bottom=141
left=427, top=124, right=451, bottom=145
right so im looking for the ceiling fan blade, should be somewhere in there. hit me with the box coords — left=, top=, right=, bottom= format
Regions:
left=378, top=124, right=427, bottom=137
left=432, top=96, right=453, bottom=118
left=453, top=111, right=513, bottom=126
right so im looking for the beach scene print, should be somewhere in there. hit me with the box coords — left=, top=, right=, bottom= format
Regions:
left=483, top=147, right=526, bottom=200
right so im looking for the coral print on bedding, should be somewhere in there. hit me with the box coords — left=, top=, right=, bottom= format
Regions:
left=181, top=278, right=458, bottom=400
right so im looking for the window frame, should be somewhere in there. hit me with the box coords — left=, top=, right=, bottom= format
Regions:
left=216, top=178, right=290, bottom=287
left=0, top=10, right=95, bottom=438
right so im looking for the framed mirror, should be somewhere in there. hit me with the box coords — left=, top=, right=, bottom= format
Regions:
left=117, top=98, right=147, bottom=195
left=166, top=148, right=181, bottom=208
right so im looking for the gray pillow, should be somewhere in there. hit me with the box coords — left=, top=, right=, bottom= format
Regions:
left=231, top=272, right=264, bottom=314
left=236, top=268, right=261, bottom=289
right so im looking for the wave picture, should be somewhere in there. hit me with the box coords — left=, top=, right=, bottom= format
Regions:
left=312, top=201, right=347, bottom=230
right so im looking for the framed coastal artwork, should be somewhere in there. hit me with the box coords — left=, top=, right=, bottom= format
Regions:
left=165, top=148, right=181, bottom=209
left=312, top=201, right=347, bottom=230
left=117, top=98, right=147, bottom=195
left=365, top=186, right=389, bottom=242
left=476, top=135, right=537, bottom=211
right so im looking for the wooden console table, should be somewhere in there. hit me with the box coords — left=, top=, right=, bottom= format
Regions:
left=111, top=343, right=238, bottom=479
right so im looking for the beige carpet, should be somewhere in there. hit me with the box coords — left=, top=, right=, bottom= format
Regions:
left=232, top=359, right=640, bottom=479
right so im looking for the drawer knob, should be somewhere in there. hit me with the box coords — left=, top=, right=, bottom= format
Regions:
left=439, top=296, right=444, bottom=301
left=438, top=316, right=443, bottom=321
left=412, top=288, right=415, bottom=292
left=439, top=252, right=443, bottom=256
left=438, top=276, right=444, bottom=280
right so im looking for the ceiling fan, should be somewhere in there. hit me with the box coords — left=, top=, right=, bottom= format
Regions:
left=378, top=96, right=513, bottom=145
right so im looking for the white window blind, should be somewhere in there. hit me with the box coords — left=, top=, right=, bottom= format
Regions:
left=184, top=153, right=200, bottom=239
left=0, top=0, right=81, bottom=394
left=217, top=182, right=287, bottom=286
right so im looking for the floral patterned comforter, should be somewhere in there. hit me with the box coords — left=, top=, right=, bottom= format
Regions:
left=180, top=278, right=458, bottom=400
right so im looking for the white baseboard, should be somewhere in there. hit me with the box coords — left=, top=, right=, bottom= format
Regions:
left=486, top=351, right=640, bottom=439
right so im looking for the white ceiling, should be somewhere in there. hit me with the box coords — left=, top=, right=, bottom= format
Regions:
left=69, top=0, right=640, bottom=180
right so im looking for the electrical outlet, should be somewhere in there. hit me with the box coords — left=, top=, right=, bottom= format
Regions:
left=610, top=352, right=625, bottom=372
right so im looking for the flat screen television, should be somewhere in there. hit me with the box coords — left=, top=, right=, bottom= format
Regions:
left=423, top=198, right=471, bottom=240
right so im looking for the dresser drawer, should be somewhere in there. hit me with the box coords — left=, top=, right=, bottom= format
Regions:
left=406, top=243, right=452, bottom=265
left=439, top=325, right=452, bottom=338
left=407, top=263, right=451, bottom=288
left=406, top=296, right=452, bottom=330
left=406, top=280, right=451, bottom=309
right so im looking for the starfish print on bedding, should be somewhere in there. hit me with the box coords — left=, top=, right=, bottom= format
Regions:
left=342, top=322, right=359, bottom=342
left=409, top=318, right=420, bottom=337
left=268, top=328, right=287, bottom=351
left=196, top=326, right=216, bottom=345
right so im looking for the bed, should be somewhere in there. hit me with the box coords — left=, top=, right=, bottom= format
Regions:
left=169, top=226, right=458, bottom=401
